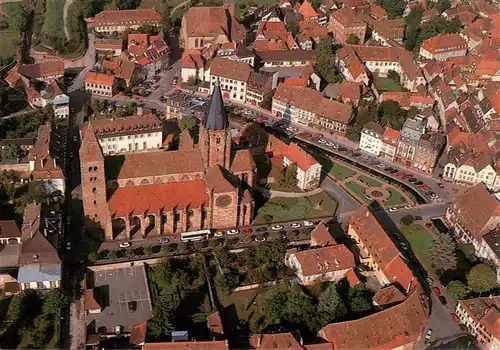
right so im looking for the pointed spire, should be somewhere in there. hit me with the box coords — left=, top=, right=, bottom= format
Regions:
left=79, top=122, right=104, bottom=162
left=204, top=81, right=228, bottom=131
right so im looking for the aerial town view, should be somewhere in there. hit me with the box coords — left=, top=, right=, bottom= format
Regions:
left=0, top=0, right=498, bottom=347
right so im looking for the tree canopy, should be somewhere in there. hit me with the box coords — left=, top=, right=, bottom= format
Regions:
left=404, top=15, right=461, bottom=51
left=315, top=37, right=343, bottom=84
left=446, top=280, right=470, bottom=300
left=467, top=264, right=497, bottom=293
left=178, top=116, right=198, bottom=131
left=377, top=0, right=406, bottom=19
left=346, top=34, right=360, bottom=45
left=317, top=283, right=340, bottom=326
left=286, top=20, right=301, bottom=37
left=428, top=233, right=458, bottom=273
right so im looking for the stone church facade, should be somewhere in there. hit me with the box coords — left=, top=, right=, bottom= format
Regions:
left=79, top=84, right=255, bottom=240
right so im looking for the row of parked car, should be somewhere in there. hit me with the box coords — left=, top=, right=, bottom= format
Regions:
left=218, top=220, right=316, bottom=237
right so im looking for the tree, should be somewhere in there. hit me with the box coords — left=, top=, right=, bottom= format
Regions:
left=116, top=0, right=140, bottom=10
left=317, top=283, right=340, bottom=326
left=144, top=246, right=153, bottom=256
left=88, top=251, right=98, bottom=263
left=315, top=37, right=343, bottom=84
left=435, top=0, right=450, bottom=14
left=178, top=116, right=197, bottom=131
left=428, top=233, right=457, bottom=273
left=148, top=296, right=176, bottom=337
left=107, top=250, right=118, bottom=260
left=387, top=70, right=401, bottom=84
left=467, top=264, right=497, bottom=294
left=259, top=92, right=273, bottom=110
left=446, top=280, right=470, bottom=300
left=1, top=144, right=25, bottom=160
left=378, top=0, right=405, bottom=19
left=378, top=100, right=408, bottom=130
left=348, top=101, right=378, bottom=141
left=42, top=289, right=69, bottom=314
left=31, top=314, right=52, bottom=348
left=348, top=284, right=372, bottom=313
left=346, top=34, right=360, bottom=45
left=401, top=215, right=414, bottom=226
left=286, top=20, right=301, bottom=36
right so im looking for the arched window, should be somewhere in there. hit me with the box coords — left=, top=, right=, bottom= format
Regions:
left=216, top=137, right=221, bottom=144
left=195, top=38, right=199, bottom=47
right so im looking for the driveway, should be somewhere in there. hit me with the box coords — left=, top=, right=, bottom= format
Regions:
left=68, top=32, right=96, bottom=92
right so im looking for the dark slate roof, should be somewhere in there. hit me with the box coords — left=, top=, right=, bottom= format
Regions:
left=17, top=263, right=61, bottom=282
left=204, top=83, right=228, bottom=130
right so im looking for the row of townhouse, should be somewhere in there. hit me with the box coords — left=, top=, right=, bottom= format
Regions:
left=85, top=8, right=162, bottom=33
left=271, top=83, right=353, bottom=135
left=445, top=183, right=500, bottom=283
left=359, top=117, right=446, bottom=174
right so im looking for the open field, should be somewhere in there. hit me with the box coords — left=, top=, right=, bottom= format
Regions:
left=373, top=75, right=403, bottom=92
left=254, top=191, right=338, bottom=224
left=384, top=188, right=407, bottom=206
left=400, top=224, right=434, bottom=270
left=345, top=181, right=371, bottom=204
left=0, top=2, right=23, bottom=60
left=42, top=0, right=65, bottom=38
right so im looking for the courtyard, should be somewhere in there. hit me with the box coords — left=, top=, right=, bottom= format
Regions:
left=399, top=224, right=434, bottom=270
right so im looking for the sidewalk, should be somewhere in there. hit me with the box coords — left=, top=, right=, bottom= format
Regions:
left=269, top=187, right=323, bottom=198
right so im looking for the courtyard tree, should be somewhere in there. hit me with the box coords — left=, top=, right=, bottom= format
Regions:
left=178, top=116, right=197, bottom=131
left=428, top=233, right=457, bottom=273
left=88, top=251, right=98, bottom=263
left=348, top=284, right=372, bottom=313
left=107, top=250, right=118, bottom=260
left=286, top=20, right=300, bottom=36
left=446, top=280, right=470, bottom=300
left=387, top=70, right=401, bottom=84
left=346, top=34, right=360, bottom=45
left=42, top=289, right=69, bottom=315
left=467, top=264, right=497, bottom=294
left=317, top=283, right=340, bottom=326
left=378, top=0, right=406, bottom=18
left=315, top=37, right=343, bottom=83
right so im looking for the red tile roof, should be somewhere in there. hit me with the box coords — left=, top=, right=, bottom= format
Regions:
left=421, top=33, right=467, bottom=54
left=18, top=61, right=65, bottom=79
left=449, top=183, right=500, bottom=239
left=85, top=72, right=115, bottom=85
left=373, top=285, right=406, bottom=307
left=210, top=57, right=252, bottom=82
left=339, top=81, right=361, bottom=101
left=250, top=333, right=303, bottom=349
left=90, top=8, right=162, bottom=25
left=81, top=112, right=162, bottom=137
left=331, top=8, right=365, bottom=26
left=0, top=220, right=21, bottom=238
left=319, top=288, right=429, bottom=349
left=345, top=269, right=360, bottom=286
left=230, top=149, right=255, bottom=173
left=108, top=180, right=209, bottom=216
left=459, top=296, right=500, bottom=339
left=349, top=205, right=414, bottom=290
left=182, top=49, right=206, bottom=70
left=370, top=3, right=387, bottom=19
left=298, top=0, right=319, bottom=18
left=273, top=84, right=353, bottom=125
left=144, top=340, right=228, bottom=350
left=310, top=221, right=337, bottom=247
left=290, top=244, right=356, bottom=277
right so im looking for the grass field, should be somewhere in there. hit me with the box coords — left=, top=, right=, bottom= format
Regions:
left=357, top=175, right=382, bottom=187
left=345, top=181, right=371, bottom=204
left=384, top=188, right=407, bottom=206
left=400, top=224, right=434, bottom=270
left=373, top=75, right=403, bottom=92
left=254, top=191, right=338, bottom=224
left=0, top=2, right=24, bottom=60
left=317, top=155, right=356, bottom=180
left=42, top=0, right=65, bottom=39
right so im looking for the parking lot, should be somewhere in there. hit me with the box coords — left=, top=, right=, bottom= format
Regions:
left=85, top=266, right=152, bottom=334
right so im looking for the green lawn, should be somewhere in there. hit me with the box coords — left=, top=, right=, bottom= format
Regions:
left=317, top=156, right=356, bottom=180
left=345, top=181, right=372, bottom=204
left=254, top=191, right=338, bottom=224
left=384, top=188, right=407, bottom=206
left=0, top=2, right=24, bottom=60
left=400, top=224, right=434, bottom=270
left=373, top=75, right=403, bottom=92
left=42, top=0, right=65, bottom=38
left=357, top=175, right=382, bottom=187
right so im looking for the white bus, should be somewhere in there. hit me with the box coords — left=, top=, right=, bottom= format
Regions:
left=180, top=230, right=211, bottom=242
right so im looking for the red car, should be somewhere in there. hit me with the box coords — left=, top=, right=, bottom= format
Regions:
left=242, top=228, right=253, bottom=235
left=419, top=184, right=430, bottom=190
left=450, top=313, right=459, bottom=323
left=257, top=116, right=268, bottom=122
left=396, top=171, right=406, bottom=177
left=432, top=287, right=441, bottom=296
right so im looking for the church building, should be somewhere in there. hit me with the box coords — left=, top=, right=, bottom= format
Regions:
left=79, top=83, right=255, bottom=240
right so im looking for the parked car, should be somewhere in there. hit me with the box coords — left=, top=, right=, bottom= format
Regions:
left=407, top=177, right=417, bottom=182
left=396, top=171, right=406, bottom=178
left=415, top=181, right=423, bottom=185
left=389, top=207, right=399, bottom=213
left=115, top=325, right=123, bottom=334
left=242, top=228, right=253, bottom=234
left=318, top=139, right=327, bottom=144
left=418, top=184, right=430, bottom=190
left=432, top=287, right=441, bottom=296
left=119, top=242, right=131, bottom=248
left=254, top=235, right=266, bottom=242
left=73, top=135, right=78, bottom=142
left=377, top=163, right=386, bottom=168
left=291, top=223, right=302, bottom=228
left=256, top=227, right=268, bottom=233
left=271, top=224, right=284, bottom=231
left=413, top=215, right=422, bottom=220
left=214, top=231, right=224, bottom=237
left=430, top=193, right=439, bottom=199
left=439, top=295, right=447, bottom=305
left=172, top=76, right=179, bottom=85
left=450, top=313, right=459, bottom=322
left=399, top=242, right=408, bottom=250
left=303, top=221, right=315, bottom=227
left=226, top=229, right=239, bottom=235
left=438, top=183, right=445, bottom=188
left=128, top=301, right=137, bottom=312
left=385, top=167, right=393, bottom=171
left=426, top=277, right=434, bottom=285
left=404, top=204, right=413, bottom=210
left=390, top=169, right=398, bottom=174
left=66, top=241, right=72, bottom=251
left=158, top=237, right=170, bottom=244
left=425, top=329, right=432, bottom=343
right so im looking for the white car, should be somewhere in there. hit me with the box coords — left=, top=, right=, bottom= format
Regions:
left=66, top=241, right=72, bottom=251
left=318, top=139, right=327, bottom=144
left=271, top=224, right=284, bottom=231
left=388, top=207, right=399, bottom=213
left=425, top=329, right=432, bottom=343
left=119, top=242, right=131, bottom=248
left=430, top=193, right=439, bottom=199
left=255, top=236, right=266, bottom=242
left=73, top=135, right=78, bottom=142
left=291, top=223, right=302, bottom=228
left=303, top=220, right=315, bottom=227
left=326, top=142, right=335, bottom=147
left=377, top=163, right=386, bottom=168
left=404, top=204, right=413, bottom=210
left=226, top=229, right=239, bottom=235
left=399, top=242, right=408, bottom=251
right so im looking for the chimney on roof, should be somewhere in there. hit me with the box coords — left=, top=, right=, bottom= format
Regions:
left=33, top=253, right=39, bottom=262
left=257, top=335, right=262, bottom=347
left=137, top=106, right=143, bottom=116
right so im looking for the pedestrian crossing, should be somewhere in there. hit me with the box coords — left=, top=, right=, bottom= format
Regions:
left=337, top=210, right=356, bottom=220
